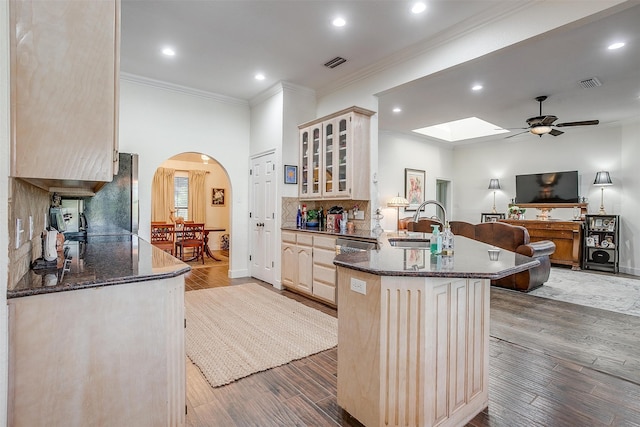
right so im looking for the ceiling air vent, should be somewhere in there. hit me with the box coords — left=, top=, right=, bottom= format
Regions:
left=324, top=57, right=347, bottom=69
left=579, top=77, right=602, bottom=89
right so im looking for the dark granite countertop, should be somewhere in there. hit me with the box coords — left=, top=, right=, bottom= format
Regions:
left=333, top=232, right=540, bottom=279
left=8, top=234, right=191, bottom=299
left=281, top=225, right=378, bottom=242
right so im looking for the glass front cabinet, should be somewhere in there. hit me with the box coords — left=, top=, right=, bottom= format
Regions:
left=298, top=106, right=375, bottom=200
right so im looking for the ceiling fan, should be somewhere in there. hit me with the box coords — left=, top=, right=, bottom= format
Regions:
left=506, top=95, right=599, bottom=138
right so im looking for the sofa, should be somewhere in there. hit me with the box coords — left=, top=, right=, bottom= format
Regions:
left=405, top=218, right=556, bottom=292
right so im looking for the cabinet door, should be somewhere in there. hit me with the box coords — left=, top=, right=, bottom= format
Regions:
left=323, top=115, right=351, bottom=198
left=10, top=0, right=119, bottom=184
left=299, top=124, right=322, bottom=199
left=296, top=245, right=313, bottom=294
left=281, top=244, right=296, bottom=288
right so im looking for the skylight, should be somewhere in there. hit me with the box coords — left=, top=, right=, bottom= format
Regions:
left=412, top=117, right=508, bottom=142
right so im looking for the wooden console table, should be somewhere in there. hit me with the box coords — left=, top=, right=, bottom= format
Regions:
left=501, top=219, right=583, bottom=269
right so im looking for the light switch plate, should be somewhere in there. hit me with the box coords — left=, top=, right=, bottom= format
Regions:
left=15, top=218, right=22, bottom=249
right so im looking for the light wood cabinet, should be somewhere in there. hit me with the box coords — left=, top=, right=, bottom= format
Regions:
left=9, top=0, right=120, bottom=195
left=281, top=231, right=338, bottom=305
left=298, top=106, right=375, bottom=200
left=7, top=276, right=185, bottom=426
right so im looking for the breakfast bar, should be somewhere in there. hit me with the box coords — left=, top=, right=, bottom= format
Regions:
left=333, top=233, right=540, bottom=427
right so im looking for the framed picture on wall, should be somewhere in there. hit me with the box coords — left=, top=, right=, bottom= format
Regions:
left=212, top=188, right=225, bottom=206
left=404, top=168, right=425, bottom=211
left=284, top=165, right=297, bottom=184
left=481, top=213, right=506, bottom=223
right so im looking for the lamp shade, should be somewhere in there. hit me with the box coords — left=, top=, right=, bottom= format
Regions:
left=593, top=171, right=612, bottom=186
left=387, top=194, right=409, bottom=207
left=488, top=179, right=501, bottom=190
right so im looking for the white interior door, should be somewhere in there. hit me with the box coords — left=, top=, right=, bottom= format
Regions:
left=250, top=152, right=276, bottom=284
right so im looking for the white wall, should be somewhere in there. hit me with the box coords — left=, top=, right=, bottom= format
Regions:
left=620, top=119, right=640, bottom=275
left=119, top=79, right=250, bottom=277
left=0, top=1, right=10, bottom=424
left=377, top=131, right=454, bottom=230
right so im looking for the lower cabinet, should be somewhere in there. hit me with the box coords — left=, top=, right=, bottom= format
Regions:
left=281, top=231, right=337, bottom=305
left=7, top=276, right=186, bottom=426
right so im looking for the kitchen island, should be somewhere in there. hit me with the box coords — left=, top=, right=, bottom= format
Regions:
left=333, top=233, right=540, bottom=427
left=7, top=235, right=189, bottom=427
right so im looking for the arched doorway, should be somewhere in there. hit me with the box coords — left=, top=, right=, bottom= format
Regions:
left=151, top=152, right=231, bottom=266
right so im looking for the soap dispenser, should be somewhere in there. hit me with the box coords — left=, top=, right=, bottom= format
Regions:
left=430, top=225, right=442, bottom=254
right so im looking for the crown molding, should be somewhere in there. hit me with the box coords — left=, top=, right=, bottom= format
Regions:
left=120, top=72, right=248, bottom=107
left=249, top=81, right=316, bottom=107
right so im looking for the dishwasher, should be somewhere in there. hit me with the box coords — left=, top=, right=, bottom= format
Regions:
left=335, top=237, right=377, bottom=254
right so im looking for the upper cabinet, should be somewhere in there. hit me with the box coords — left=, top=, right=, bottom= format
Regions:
left=9, top=0, right=120, bottom=196
left=298, top=106, right=375, bottom=200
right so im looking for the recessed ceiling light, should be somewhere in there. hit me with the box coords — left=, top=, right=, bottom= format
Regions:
left=413, top=117, right=508, bottom=142
left=608, top=42, right=625, bottom=50
left=472, top=84, right=483, bottom=91
left=255, top=73, right=265, bottom=81
left=333, top=17, right=346, bottom=27
left=411, top=2, right=427, bottom=14
left=161, top=47, right=176, bottom=57
left=393, top=107, right=402, bottom=113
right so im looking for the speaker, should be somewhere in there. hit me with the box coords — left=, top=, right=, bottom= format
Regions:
left=591, top=250, right=610, bottom=263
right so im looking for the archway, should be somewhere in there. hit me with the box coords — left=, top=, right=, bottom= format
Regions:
left=150, top=152, right=231, bottom=266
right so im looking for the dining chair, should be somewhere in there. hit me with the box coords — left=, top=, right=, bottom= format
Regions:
left=174, top=222, right=205, bottom=264
left=150, top=223, right=175, bottom=256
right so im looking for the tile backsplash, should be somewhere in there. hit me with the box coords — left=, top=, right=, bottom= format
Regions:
left=282, top=197, right=370, bottom=231
left=8, top=178, right=50, bottom=288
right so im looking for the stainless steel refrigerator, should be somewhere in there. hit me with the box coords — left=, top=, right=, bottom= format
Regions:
left=83, top=152, right=139, bottom=236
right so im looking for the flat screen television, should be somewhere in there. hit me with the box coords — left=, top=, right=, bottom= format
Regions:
left=515, top=170, right=579, bottom=204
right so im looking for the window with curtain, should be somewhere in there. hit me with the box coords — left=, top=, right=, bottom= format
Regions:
left=174, top=173, right=189, bottom=220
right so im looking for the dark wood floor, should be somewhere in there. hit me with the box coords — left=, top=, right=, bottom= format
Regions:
left=184, top=262, right=640, bottom=426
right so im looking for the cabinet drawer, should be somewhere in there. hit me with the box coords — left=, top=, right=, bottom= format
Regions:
left=282, top=231, right=297, bottom=244
left=314, top=235, right=337, bottom=250
left=313, top=263, right=336, bottom=285
left=312, top=280, right=336, bottom=304
left=314, top=247, right=337, bottom=266
left=297, top=233, right=313, bottom=246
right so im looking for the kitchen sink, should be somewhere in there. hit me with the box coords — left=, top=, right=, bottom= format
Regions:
left=388, top=239, right=430, bottom=248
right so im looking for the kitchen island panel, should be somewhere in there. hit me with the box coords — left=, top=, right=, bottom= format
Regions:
left=337, top=268, right=490, bottom=427
left=8, top=275, right=185, bottom=427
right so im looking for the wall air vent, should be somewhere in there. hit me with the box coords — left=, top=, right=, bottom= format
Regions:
left=579, top=77, right=602, bottom=89
left=324, top=57, right=347, bottom=69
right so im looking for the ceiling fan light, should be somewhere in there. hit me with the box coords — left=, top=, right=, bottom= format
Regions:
left=530, top=126, right=552, bottom=135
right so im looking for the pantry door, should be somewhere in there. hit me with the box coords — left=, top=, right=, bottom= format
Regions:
left=249, top=151, right=276, bottom=284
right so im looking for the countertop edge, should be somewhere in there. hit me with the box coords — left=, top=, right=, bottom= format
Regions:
left=334, top=258, right=540, bottom=279
left=7, top=265, right=192, bottom=299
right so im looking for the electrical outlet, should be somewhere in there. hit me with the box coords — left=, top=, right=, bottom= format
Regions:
left=353, top=210, right=365, bottom=220
left=350, top=278, right=367, bottom=295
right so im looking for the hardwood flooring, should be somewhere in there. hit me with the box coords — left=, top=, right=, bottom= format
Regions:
left=184, top=264, right=640, bottom=426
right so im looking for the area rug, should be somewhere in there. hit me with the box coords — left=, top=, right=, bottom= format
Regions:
left=529, top=267, right=640, bottom=317
left=185, top=283, right=338, bottom=387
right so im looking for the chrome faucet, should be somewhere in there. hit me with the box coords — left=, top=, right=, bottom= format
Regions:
left=412, top=199, right=447, bottom=224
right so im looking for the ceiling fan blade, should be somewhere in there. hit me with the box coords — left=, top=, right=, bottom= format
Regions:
left=555, top=120, right=599, bottom=127
left=549, top=129, right=564, bottom=136
left=504, top=130, right=529, bottom=139
left=526, top=115, right=557, bottom=126
left=541, top=115, right=558, bottom=126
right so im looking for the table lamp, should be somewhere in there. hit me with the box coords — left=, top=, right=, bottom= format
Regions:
left=488, top=179, right=501, bottom=213
left=593, top=171, right=612, bottom=215
left=387, top=193, right=409, bottom=233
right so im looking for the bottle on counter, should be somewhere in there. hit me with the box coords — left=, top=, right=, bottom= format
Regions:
left=441, top=221, right=454, bottom=256
left=430, top=225, right=442, bottom=254
left=302, top=204, right=307, bottom=228
left=318, top=208, right=324, bottom=230
left=296, top=205, right=302, bottom=229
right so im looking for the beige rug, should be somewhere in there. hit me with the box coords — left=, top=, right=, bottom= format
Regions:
left=185, top=283, right=338, bottom=387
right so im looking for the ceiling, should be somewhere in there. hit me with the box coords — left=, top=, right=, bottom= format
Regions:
left=120, top=1, right=640, bottom=145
